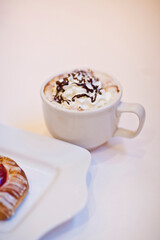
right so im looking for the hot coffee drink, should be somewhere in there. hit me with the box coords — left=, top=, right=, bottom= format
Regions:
left=41, top=69, right=145, bottom=149
left=44, top=69, right=120, bottom=111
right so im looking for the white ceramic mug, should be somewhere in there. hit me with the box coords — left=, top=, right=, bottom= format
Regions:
left=40, top=72, right=145, bottom=150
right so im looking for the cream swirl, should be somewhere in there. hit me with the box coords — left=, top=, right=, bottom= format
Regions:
left=44, top=69, right=120, bottom=111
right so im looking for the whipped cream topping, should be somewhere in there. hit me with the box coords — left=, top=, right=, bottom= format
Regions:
left=44, top=69, right=120, bottom=111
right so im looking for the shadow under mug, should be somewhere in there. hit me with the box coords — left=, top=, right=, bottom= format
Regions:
left=40, top=74, right=145, bottom=150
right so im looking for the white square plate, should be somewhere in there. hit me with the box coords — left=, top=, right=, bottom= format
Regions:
left=0, top=124, right=91, bottom=240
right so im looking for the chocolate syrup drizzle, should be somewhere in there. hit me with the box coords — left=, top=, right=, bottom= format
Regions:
left=54, top=77, right=71, bottom=104
left=53, top=70, right=103, bottom=104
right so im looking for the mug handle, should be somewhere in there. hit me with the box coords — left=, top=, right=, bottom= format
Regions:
left=114, top=102, right=146, bottom=138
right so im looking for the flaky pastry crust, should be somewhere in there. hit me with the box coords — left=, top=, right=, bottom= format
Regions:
left=0, top=156, right=29, bottom=220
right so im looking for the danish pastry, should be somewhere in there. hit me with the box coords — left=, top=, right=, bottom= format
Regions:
left=0, top=156, right=29, bottom=220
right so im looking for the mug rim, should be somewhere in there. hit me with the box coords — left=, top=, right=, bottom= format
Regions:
left=40, top=71, right=123, bottom=115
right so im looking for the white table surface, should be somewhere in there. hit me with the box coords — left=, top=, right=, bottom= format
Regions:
left=1, top=0, right=160, bottom=240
